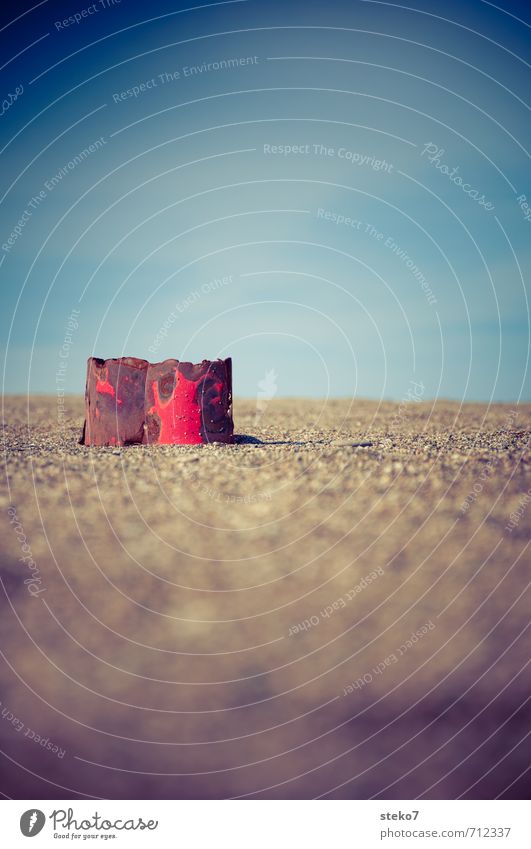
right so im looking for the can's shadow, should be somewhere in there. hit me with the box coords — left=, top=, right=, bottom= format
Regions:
left=235, top=434, right=329, bottom=446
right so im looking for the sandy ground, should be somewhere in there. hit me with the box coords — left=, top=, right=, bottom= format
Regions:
left=0, top=395, right=530, bottom=800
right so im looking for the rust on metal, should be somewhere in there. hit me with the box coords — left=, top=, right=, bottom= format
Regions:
left=81, top=357, right=233, bottom=446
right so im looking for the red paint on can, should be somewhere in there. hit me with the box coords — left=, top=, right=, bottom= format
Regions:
left=147, top=371, right=202, bottom=444
left=81, top=357, right=233, bottom=446
left=144, top=359, right=233, bottom=445
left=96, top=377, right=115, bottom=397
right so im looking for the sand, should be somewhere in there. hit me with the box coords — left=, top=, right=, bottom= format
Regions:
left=1, top=395, right=530, bottom=799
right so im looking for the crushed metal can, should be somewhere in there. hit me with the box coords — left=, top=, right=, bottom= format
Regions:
left=80, top=357, right=233, bottom=446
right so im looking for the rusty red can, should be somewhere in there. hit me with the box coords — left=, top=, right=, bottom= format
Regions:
left=81, top=356, right=233, bottom=446
left=81, top=356, right=148, bottom=447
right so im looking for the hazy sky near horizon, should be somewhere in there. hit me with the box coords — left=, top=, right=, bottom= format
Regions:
left=1, top=0, right=529, bottom=401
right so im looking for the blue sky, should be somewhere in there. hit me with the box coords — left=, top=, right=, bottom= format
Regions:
left=1, top=0, right=529, bottom=400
